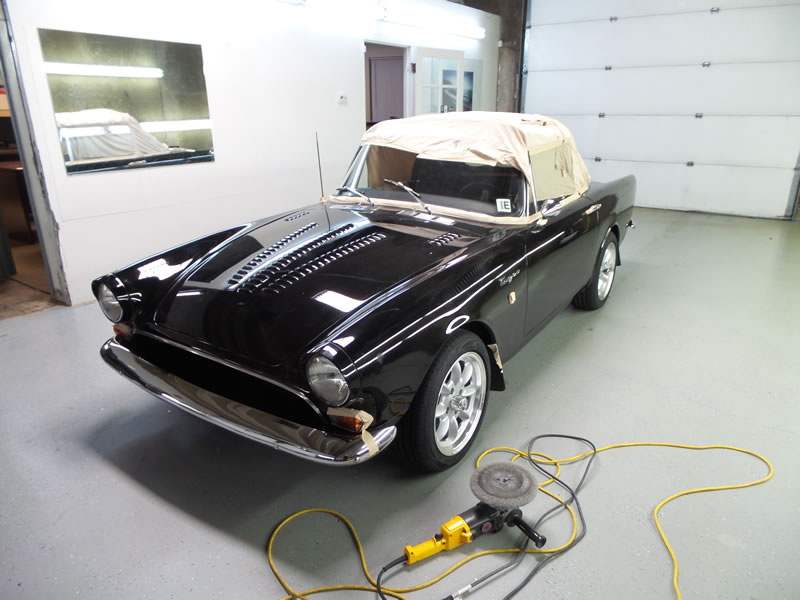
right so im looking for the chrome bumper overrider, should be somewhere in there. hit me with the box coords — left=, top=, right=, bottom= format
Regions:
left=100, top=339, right=396, bottom=465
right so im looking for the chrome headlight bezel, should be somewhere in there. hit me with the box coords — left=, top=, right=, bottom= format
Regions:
left=97, top=283, right=123, bottom=322
left=306, top=344, right=358, bottom=407
left=93, top=277, right=129, bottom=323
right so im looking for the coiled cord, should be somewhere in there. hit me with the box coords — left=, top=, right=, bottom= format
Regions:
left=266, top=439, right=773, bottom=600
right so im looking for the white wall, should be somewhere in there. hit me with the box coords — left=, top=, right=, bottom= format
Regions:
left=524, top=0, right=800, bottom=219
left=6, top=0, right=499, bottom=304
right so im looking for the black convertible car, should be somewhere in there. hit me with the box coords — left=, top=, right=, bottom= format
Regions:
left=93, top=112, right=635, bottom=471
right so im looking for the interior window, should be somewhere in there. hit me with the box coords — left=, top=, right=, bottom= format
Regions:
left=350, top=145, right=525, bottom=217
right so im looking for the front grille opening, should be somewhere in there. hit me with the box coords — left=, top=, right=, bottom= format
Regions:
left=126, top=334, right=323, bottom=429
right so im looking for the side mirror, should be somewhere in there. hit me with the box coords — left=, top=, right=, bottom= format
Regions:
left=541, top=199, right=562, bottom=218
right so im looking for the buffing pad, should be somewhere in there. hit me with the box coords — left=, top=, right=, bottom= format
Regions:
left=470, top=462, right=537, bottom=510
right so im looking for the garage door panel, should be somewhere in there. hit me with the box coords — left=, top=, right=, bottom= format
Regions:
left=527, top=63, right=800, bottom=115
left=560, top=115, right=800, bottom=168
left=530, top=6, right=800, bottom=70
left=531, top=0, right=799, bottom=25
left=589, top=161, right=795, bottom=217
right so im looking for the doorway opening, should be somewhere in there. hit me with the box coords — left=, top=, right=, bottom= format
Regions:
left=364, top=42, right=406, bottom=130
left=0, top=71, right=52, bottom=318
left=0, top=17, right=61, bottom=319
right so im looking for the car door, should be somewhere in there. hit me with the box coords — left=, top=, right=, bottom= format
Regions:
left=524, top=195, right=601, bottom=334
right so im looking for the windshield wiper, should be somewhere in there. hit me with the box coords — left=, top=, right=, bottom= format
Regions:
left=383, top=179, right=432, bottom=215
left=335, top=186, right=375, bottom=209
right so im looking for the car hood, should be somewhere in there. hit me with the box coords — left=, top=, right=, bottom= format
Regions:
left=155, top=203, right=485, bottom=367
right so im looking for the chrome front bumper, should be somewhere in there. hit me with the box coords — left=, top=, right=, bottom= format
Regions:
left=100, top=338, right=396, bottom=465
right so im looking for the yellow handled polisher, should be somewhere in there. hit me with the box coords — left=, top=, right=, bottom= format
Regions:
left=403, top=462, right=546, bottom=565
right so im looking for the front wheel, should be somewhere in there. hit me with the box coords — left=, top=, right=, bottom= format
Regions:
left=573, top=230, right=618, bottom=310
left=398, top=331, right=490, bottom=472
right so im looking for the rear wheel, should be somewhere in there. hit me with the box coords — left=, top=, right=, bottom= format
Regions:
left=573, top=230, right=618, bottom=310
left=398, top=331, right=490, bottom=472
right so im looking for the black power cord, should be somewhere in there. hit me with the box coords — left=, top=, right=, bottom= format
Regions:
left=444, top=434, right=597, bottom=600
left=376, top=555, right=407, bottom=600
left=502, top=434, right=596, bottom=599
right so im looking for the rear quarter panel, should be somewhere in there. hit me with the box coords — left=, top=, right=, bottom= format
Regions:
left=588, top=174, right=637, bottom=246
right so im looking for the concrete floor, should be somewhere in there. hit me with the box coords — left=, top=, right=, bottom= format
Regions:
left=1, top=207, right=798, bottom=600
left=0, top=240, right=53, bottom=321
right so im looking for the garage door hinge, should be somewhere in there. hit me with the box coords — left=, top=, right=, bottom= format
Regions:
left=594, top=156, right=602, bottom=162
left=598, top=112, right=606, bottom=118
left=609, top=16, right=618, bottom=22
left=710, top=7, right=720, bottom=14
left=695, top=113, right=703, bottom=119
left=702, top=61, right=711, bottom=68
left=604, top=65, right=612, bottom=71
left=686, top=161, right=695, bottom=167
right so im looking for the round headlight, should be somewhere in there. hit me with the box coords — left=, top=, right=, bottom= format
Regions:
left=307, top=355, right=350, bottom=407
left=97, top=283, right=123, bottom=323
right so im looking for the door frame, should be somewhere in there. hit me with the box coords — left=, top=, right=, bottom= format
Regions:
left=0, top=1, right=69, bottom=303
left=364, top=41, right=410, bottom=126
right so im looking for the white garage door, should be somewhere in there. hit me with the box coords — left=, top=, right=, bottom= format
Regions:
left=524, top=0, right=800, bottom=218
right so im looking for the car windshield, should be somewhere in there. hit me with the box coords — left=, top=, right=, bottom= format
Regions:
left=340, top=144, right=527, bottom=217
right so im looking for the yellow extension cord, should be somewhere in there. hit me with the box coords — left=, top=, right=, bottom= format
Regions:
left=267, top=442, right=774, bottom=600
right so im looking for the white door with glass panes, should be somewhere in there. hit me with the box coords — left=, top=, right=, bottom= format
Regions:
left=415, top=48, right=464, bottom=115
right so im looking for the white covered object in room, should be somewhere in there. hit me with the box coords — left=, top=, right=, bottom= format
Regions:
left=55, top=108, right=169, bottom=162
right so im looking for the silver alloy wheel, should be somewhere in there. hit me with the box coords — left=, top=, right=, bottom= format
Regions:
left=434, top=351, right=487, bottom=456
left=597, top=241, right=617, bottom=301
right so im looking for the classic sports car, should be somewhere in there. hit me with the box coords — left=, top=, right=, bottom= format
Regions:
left=93, top=112, right=635, bottom=471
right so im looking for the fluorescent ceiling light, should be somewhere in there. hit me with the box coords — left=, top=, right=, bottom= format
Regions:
left=140, top=119, right=212, bottom=133
left=44, top=62, right=164, bottom=78
left=314, top=290, right=364, bottom=313
left=376, top=7, right=486, bottom=40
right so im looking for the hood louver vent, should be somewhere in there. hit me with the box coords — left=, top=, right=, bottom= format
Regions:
left=429, top=232, right=460, bottom=246
left=235, top=223, right=357, bottom=292
left=262, top=232, right=387, bottom=295
left=285, top=210, right=310, bottom=222
left=227, top=222, right=318, bottom=285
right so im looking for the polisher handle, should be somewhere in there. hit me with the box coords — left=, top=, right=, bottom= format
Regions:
left=506, top=509, right=546, bottom=548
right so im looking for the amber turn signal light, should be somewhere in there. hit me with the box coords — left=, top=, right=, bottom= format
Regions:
left=329, top=413, right=364, bottom=433
left=113, top=323, right=133, bottom=338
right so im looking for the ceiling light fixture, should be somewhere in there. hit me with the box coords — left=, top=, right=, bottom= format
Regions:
left=139, top=119, right=212, bottom=133
left=375, top=5, right=486, bottom=40
left=43, top=62, right=164, bottom=78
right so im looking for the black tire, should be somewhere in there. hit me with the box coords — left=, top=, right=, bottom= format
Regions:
left=572, top=230, right=618, bottom=310
left=398, top=331, right=491, bottom=472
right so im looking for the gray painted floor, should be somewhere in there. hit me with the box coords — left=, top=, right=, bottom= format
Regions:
left=1, top=208, right=798, bottom=600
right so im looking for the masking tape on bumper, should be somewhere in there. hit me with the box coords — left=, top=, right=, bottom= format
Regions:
left=327, top=408, right=379, bottom=457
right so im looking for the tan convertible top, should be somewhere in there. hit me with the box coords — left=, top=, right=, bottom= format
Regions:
left=360, top=111, right=590, bottom=204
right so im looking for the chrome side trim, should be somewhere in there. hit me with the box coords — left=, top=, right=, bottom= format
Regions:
left=101, top=339, right=396, bottom=465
